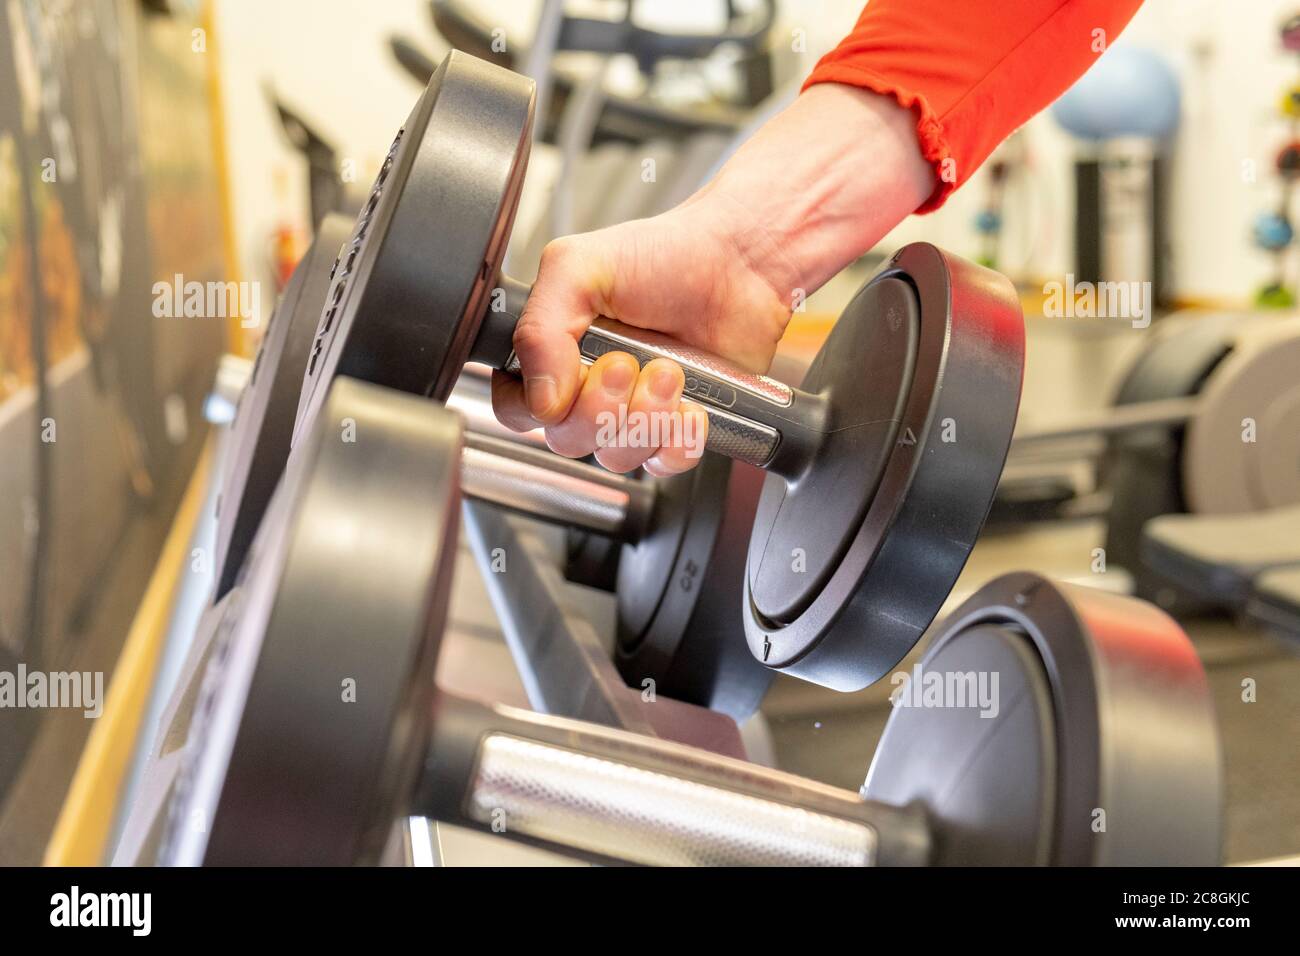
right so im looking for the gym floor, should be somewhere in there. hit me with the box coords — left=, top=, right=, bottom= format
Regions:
left=434, top=311, right=1300, bottom=866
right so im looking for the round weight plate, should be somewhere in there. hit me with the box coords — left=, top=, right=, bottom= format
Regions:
left=1257, top=387, right=1300, bottom=507
left=1100, top=313, right=1245, bottom=606
left=614, top=457, right=774, bottom=721
left=212, top=213, right=353, bottom=600
left=748, top=275, right=917, bottom=623
left=881, top=572, right=1221, bottom=865
left=1184, top=320, right=1300, bottom=513
left=160, top=377, right=462, bottom=865
left=293, top=51, right=534, bottom=445
left=864, top=623, right=1056, bottom=865
left=744, top=244, right=1025, bottom=692
left=612, top=351, right=812, bottom=719
left=564, top=526, right=622, bottom=591
left=1110, top=312, right=1247, bottom=407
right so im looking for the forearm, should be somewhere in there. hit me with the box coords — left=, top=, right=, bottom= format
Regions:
left=685, top=84, right=934, bottom=303
left=806, top=0, right=1145, bottom=209
left=675, top=0, right=1145, bottom=303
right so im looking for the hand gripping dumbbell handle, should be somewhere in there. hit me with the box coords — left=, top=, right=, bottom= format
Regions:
left=470, top=275, right=829, bottom=476
left=417, top=691, right=932, bottom=867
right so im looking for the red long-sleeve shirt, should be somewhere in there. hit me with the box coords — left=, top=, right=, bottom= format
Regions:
left=804, top=0, right=1144, bottom=211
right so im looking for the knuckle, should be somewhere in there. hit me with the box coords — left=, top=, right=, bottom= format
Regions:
left=510, top=319, right=551, bottom=359
left=539, top=236, right=580, bottom=272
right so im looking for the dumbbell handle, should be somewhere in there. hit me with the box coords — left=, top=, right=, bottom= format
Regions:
left=418, top=690, right=932, bottom=867
left=447, top=363, right=548, bottom=450
left=462, top=431, right=654, bottom=542
left=210, top=353, right=653, bottom=542
left=451, top=370, right=656, bottom=542
left=471, top=275, right=828, bottom=477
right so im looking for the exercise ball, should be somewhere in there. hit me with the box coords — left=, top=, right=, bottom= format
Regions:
left=1253, top=211, right=1294, bottom=251
left=974, top=209, right=1002, bottom=235
left=1281, top=83, right=1300, bottom=119
left=1282, top=14, right=1300, bottom=53
left=1052, top=45, right=1181, bottom=140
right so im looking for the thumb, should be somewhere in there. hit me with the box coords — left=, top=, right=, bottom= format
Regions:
left=512, top=237, right=606, bottom=424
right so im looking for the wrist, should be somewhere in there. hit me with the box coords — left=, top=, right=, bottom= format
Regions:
left=679, top=188, right=807, bottom=311
left=684, top=83, right=935, bottom=302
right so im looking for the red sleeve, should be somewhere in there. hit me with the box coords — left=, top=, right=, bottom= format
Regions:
left=803, top=0, right=1144, bottom=211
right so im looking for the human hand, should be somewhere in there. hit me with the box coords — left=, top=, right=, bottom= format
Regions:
left=491, top=200, right=794, bottom=476
left=493, top=83, right=935, bottom=474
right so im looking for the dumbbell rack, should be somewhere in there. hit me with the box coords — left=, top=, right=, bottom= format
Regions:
left=111, top=455, right=1216, bottom=874
left=460, top=501, right=750, bottom=760
left=398, top=496, right=1224, bottom=868
left=112, top=497, right=930, bottom=867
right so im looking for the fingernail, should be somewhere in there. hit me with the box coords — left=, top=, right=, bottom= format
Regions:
left=601, top=359, right=635, bottom=396
left=650, top=366, right=681, bottom=401
left=643, top=454, right=668, bottom=477
left=526, top=376, right=558, bottom=417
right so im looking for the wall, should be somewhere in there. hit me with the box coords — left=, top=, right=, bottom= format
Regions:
left=211, top=0, right=442, bottom=291
left=211, top=0, right=1300, bottom=306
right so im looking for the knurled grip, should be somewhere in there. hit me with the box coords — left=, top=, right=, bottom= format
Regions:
left=467, top=733, right=876, bottom=866
left=690, top=405, right=779, bottom=467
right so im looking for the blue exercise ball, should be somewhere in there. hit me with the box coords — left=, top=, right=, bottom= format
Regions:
left=974, top=209, right=1002, bottom=235
left=1253, top=212, right=1294, bottom=251
left=1052, top=45, right=1181, bottom=140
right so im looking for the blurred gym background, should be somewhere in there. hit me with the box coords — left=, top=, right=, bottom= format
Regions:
left=1, top=0, right=1298, bottom=864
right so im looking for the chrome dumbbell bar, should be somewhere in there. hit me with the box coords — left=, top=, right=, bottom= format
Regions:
left=418, top=691, right=931, bottom=868
left=211, top=356, right=657, bottom=543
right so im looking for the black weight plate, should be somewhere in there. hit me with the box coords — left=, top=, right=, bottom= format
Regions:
left=1101, top=313, right=1242, bottom=607
left=747, top=276, right=918, bottom=623
left=612, top=351, right=812, bottom=720
left=897, top=572, right=1222, bottom=865
left=160, top=377, right=462, bottom=865
left=744, top=244, right=1025, bottom=691
left=615, top=456, right=773, bottom=721
left=564, top=526, right=622, bottom=591
left=212, top=214, right=353, bottom=600
left=1110, top=313, right=1243, bottom=407
left=293, top=51, right=533, bottom=445
left=864, top=623, right=1056, bottom=865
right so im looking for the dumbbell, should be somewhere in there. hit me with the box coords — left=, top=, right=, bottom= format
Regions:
left=1011, top=316, right=1300, bottom=514
left=1007, top=314, right=1300, bottom=602
left=287, top=50, right=1025, bottom=692
left=144, top=376, right=1221, bottom=866
left=214, top=213, right=779, bottom=719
